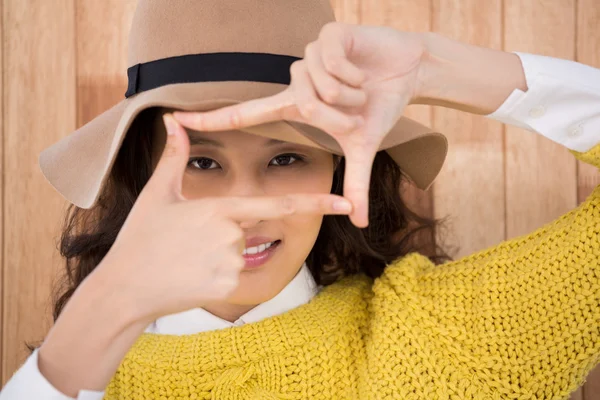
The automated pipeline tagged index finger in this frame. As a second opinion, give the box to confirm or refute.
[203,193,353,221]
[341,142,377,228]
[172,90,294,131]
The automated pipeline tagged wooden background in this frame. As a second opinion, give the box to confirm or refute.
[0,0,599,397]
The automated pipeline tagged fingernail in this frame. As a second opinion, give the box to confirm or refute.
[163,114,176,136]
[333,199,352,212]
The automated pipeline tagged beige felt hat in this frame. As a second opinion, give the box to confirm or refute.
[38,0,448,209]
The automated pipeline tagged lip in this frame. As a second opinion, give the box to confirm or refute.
[244,236,278,247]
[242,237,281,269]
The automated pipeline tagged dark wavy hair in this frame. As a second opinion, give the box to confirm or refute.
[32,107,450,352]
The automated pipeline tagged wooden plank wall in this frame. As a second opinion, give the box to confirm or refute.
[2,0,77,387]
[1,0,599,398]
[0,0,4,386]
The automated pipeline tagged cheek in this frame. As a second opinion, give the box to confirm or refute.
[180,172,224,199]
[274,164,333,259]
[266,175,331,196]
[283,213,323,238]
[265,163,334,196]
[278,212,323,274]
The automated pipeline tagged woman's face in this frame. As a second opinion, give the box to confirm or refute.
[150,109,335,310]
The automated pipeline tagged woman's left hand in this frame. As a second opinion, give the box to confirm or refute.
[172,23,428,228]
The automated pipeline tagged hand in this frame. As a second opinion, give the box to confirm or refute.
[172,23,428,227]
[95,114,353,323]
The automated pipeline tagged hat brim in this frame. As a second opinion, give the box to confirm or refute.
[39,81,447,209]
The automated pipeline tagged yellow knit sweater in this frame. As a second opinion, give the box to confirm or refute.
[105,145,600,400]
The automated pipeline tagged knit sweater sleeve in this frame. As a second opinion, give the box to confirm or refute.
[374,143,600,399]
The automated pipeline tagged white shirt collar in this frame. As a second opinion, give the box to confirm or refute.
[145,263,320,335]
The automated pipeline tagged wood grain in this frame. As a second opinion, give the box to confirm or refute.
[330,0,361,24]
[576,2,600,398]
[431,0,505,258]
[1,0,75,384]
[503,0,578,239]
[76,0,137,126]
[576,0,600,205]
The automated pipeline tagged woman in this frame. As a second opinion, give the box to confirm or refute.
[1,0,599,399]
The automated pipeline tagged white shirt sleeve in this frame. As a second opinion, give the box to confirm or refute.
[0,348,105,400]
[486,52,600,152]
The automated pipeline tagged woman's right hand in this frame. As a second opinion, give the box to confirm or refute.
[95,114,353,324]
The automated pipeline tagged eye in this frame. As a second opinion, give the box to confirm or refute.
[188,157,221,170]
[269,153,302,167]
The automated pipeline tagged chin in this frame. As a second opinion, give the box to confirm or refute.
[227,258,300,305]
[229,272,282,306]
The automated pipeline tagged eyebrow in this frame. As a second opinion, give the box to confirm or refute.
[188,135,288,147]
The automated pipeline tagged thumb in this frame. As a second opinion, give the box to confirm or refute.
[143,113,190,203]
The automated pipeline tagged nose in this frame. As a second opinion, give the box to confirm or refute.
[227,172,267,197]
[228,174,266,229]
[239,220,261,229]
